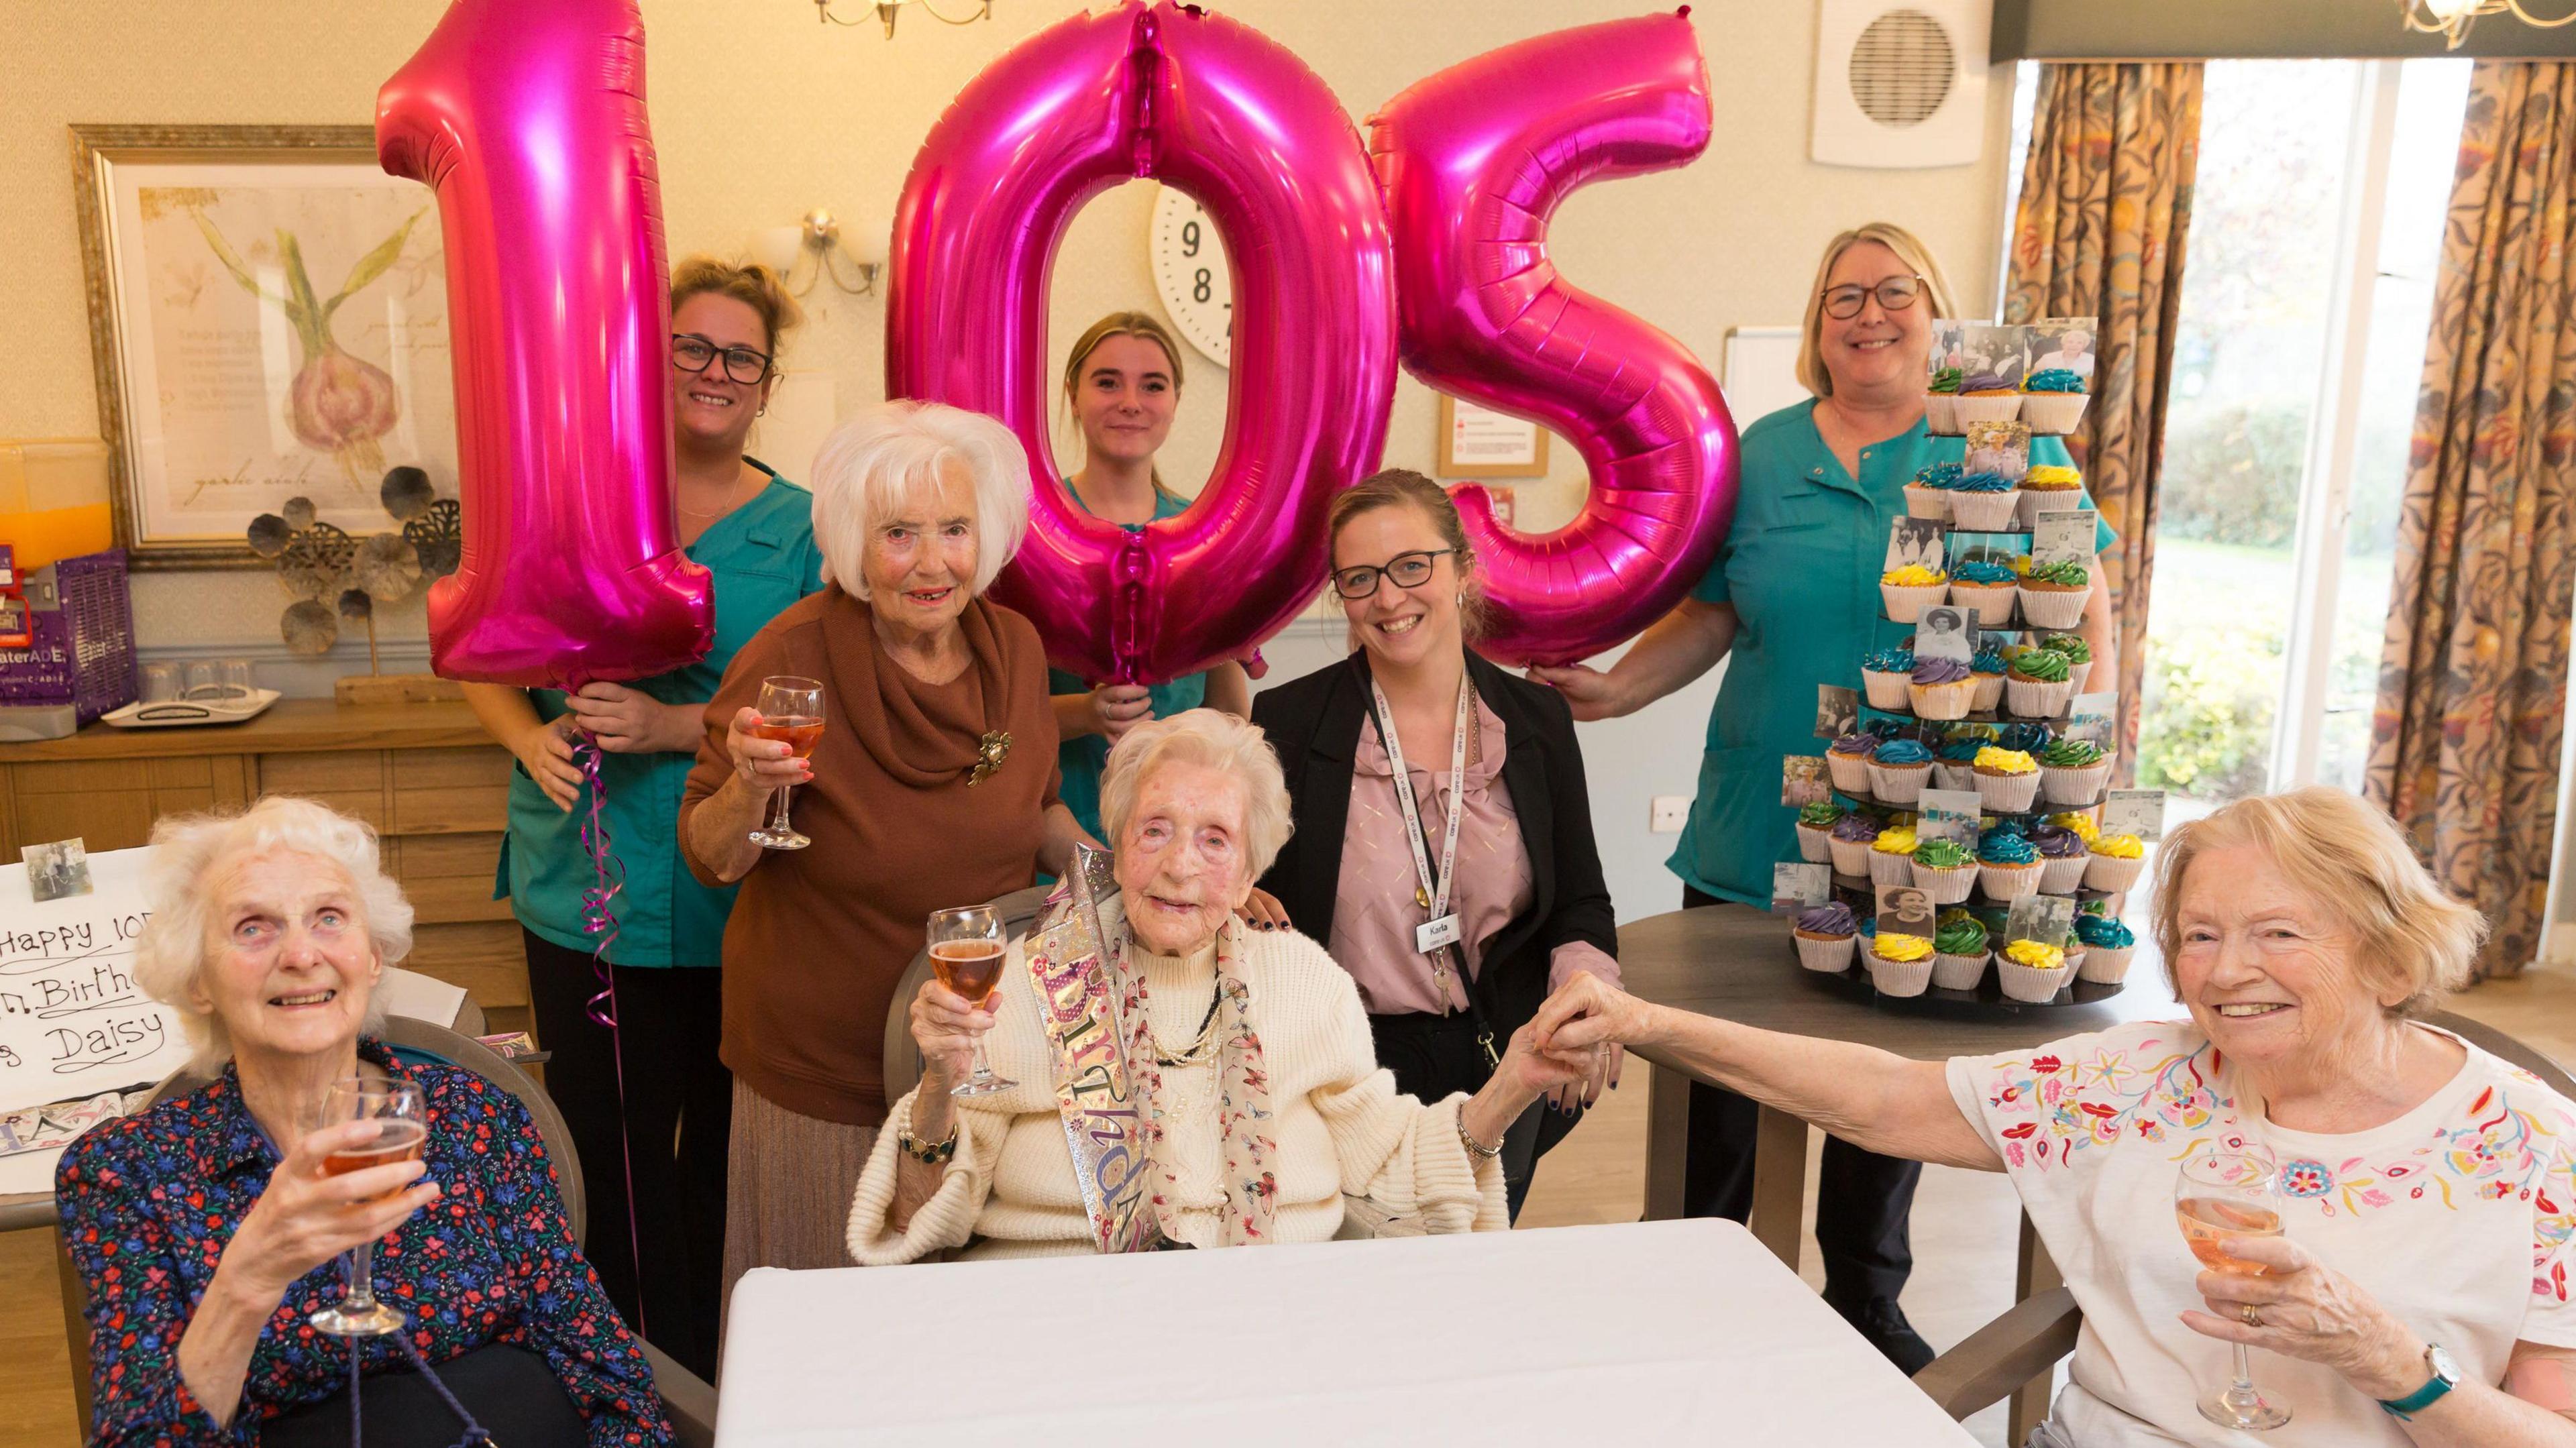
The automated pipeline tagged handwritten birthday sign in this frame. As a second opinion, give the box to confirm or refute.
[0,847,186,1109]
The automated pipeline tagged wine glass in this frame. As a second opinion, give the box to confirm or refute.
[305,1077,428,1337]
[747,675,824,850]
[930,905,1013,1097]
[2176,1145,2291,1430]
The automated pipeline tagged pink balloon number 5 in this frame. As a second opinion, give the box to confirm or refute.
[378,0,714,689]
[1372,11,1739,669]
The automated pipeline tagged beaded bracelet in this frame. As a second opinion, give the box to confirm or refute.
[898,1123,957,1165]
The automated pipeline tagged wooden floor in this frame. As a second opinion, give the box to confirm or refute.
[11,966,2576,1446]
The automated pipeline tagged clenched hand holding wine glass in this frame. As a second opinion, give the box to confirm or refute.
[746,675,824,850]
[2177,1144,2291,1431]
[928,905,1014,1097]
[305,1077,429,1337]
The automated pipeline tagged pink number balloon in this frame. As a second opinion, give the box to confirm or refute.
[886,1,1397,686]
[1370,10,1738,667]
[378,0,713,689]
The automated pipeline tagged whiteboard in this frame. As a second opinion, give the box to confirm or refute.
[1721,325,1811,430]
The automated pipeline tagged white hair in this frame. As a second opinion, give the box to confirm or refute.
[132,796,411,1071]
[1099,709,1295,880]
[808,400,1032,598]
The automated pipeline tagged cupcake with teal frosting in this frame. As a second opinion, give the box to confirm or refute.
[1933,736,1984,793]
[1947,557,2019,630]
[2017,558,2092,630]
[1867,738,1934,805]
[1794,798,1843,863]
[1826,731,1881,794]
[1828,812,1884,876]
[1904,461,1958,522]
[1862,647,1916,711]
[2006,646,2075,718]
[1947,470,2022,531]
[2021,366,2090,434]
[1925,366,1964,435]
[1969,646,2008,713]
[1931,909,1991,990]
[2074,913,2137,983]
[2038,737,2110,805]
[1978,826,2041,901]
[1911,836,1976,905]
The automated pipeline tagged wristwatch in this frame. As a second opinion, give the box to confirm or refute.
[2377,1342,2461,1421]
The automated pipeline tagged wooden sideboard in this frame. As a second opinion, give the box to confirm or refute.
[0,700,529,1038]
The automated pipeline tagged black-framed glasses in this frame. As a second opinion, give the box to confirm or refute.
[1332,548,1454,600]
[672,333,772,384]
[1820,275,1926,321]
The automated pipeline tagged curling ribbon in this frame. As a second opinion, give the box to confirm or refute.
[573,734,648,1339]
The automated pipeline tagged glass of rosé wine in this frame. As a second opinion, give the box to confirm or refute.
[747,675,824,850]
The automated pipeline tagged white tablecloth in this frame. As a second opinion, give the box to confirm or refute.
[716,1217,1978,1447]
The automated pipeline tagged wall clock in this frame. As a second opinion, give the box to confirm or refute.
[1148,183,1233,368]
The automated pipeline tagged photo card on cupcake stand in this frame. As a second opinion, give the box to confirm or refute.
[2031,511,2094,570]
[2063,691,2117,749]
[1914,604,1974,664]
[1781,753,1830,807]
[1960,323,2033,390]
[1876,883,1937,939]
[1815,684,1860,740]
[2102,789,2168,842]
[2031,317,2097,381]
[1773,862,1831,915]
[1964,421,2031,482]
[2006,892,2078,950]
[1931,319,1970,374]
[1917,788,1981,850]
[1884,518,1946,575]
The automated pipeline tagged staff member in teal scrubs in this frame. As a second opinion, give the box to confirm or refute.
[464,258,821,1380]
[1046,312,1250,839]
[1532,223,2117,1371]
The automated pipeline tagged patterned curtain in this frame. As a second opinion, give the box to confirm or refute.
[2002,63,2204,782]
[2366,63,2576,981]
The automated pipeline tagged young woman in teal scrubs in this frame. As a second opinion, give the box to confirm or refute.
[462,258,822,1379]
[1046,313,1250,840]
[1531,223,2118,1372]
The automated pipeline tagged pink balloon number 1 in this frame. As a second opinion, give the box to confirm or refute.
[378,0,714,689]
[1373,11,1739,668]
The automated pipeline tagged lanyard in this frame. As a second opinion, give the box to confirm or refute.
[1370,677,1471,929]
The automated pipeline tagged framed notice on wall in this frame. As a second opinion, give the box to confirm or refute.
[1436,396,1549,478]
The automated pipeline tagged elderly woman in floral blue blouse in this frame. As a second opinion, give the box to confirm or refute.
[54,797,668,1447]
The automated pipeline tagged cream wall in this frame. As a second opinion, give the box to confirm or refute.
[0,0,2026,917]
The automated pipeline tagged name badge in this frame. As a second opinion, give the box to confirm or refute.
[1415,913,1463,954]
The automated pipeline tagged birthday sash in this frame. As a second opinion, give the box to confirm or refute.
[1022,844,1163,1254]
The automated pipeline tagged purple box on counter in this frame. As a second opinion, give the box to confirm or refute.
[0,548,138,724]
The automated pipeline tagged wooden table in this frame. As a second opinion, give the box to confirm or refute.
[1617,903,2178,1436]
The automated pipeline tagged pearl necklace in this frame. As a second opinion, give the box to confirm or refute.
[1136,945,1225,1068]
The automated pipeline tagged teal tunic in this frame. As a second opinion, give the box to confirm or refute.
[1670,402,2114,905]
[496,467,825,964]
[1046,488,1208,841]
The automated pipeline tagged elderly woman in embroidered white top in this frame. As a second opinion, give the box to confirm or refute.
[846,710,1592,1260]
[1534,787,2576,1447]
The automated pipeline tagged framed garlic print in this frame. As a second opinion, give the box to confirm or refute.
[72,125,452,567]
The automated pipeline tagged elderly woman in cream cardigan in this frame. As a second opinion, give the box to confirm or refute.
[847,710,1592,1260]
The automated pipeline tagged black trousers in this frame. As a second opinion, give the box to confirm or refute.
[1368,1009,1576,1223]
[522,929,731,1381]
[1678,887,1920,1305]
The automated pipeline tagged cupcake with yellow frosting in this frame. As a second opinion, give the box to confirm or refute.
[1910,837,1976,905]
[2086,832,2147,891]
[1866,926,1937,997]
[1880,563,1949,624]
[2018,463,2086,528]
[1971,745,2041,812]
[1868,825,1921,889]
[1996,938,2070,1003]
[2048,809,2100,844]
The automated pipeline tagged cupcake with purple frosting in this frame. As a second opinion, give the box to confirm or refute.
[1794,900,1860,973]
[1955,371,2023,427]
[1908,655,1975,720]
[1825,731,1880,793]
[1827,812,1883,876]
[2031,823,2091,893]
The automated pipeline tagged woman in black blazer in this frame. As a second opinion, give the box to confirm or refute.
[1250,470,1619,1219]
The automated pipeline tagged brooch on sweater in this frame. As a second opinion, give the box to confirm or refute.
[968,729,1012,787]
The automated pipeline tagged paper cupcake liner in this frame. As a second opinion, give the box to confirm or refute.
[2006,675,2074,718]
[1979,860,2041,901]
[1996,958,2069,1004]
[1932,951,1990,991]
[2086,852,2147,891]
[1909,679,1974,721]
[2017,489,2085,530]
[1794,823,1835,864]
[2021,392,2090,435]
[1931,761,1976,793]
[2063,659,2092,694]
[1868,850,1917,888]
[1949,582,2019,628]
[1868,761,1927,804]
[1975,769,2040,812]
[1829,836,1876,877]
[1970,673,2006,712]
[1863,669,1914,711]
[1880,582,1947,624]
[2017,586,2090,630]
[2040,761,2112,805]
[1913,860,1978,905]
[1796,931,1859,974]
[1953,394,2023,427]
[1827,753,1875,794]
[1924,392,1962,435]
[1868,952,1935,997]
[2039,853,2091,893]
[2076,943,2137,984]
[1947,490,2022,532]
[1903,485,1950,522]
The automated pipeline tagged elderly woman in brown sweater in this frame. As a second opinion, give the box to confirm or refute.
[680,400,1085,1294]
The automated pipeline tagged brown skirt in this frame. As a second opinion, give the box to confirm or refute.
[720,1082,879,1337]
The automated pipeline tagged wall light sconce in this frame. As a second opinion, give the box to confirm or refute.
[811,0,995,39]
[752,209,884,298]
[2398,0,2575,48]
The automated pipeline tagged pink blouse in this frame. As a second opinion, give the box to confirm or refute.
[1328,693,1619,1017]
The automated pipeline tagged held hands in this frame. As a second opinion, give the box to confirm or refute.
[566,681,699,756]
[909,976,998,1092]
[1528,970,1666,1057]
[1089,683,1155,744]
[2180,1234,2428,1398]
[215,1119,440,1304]
[723,706,813,792]
[511,714,584,813]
